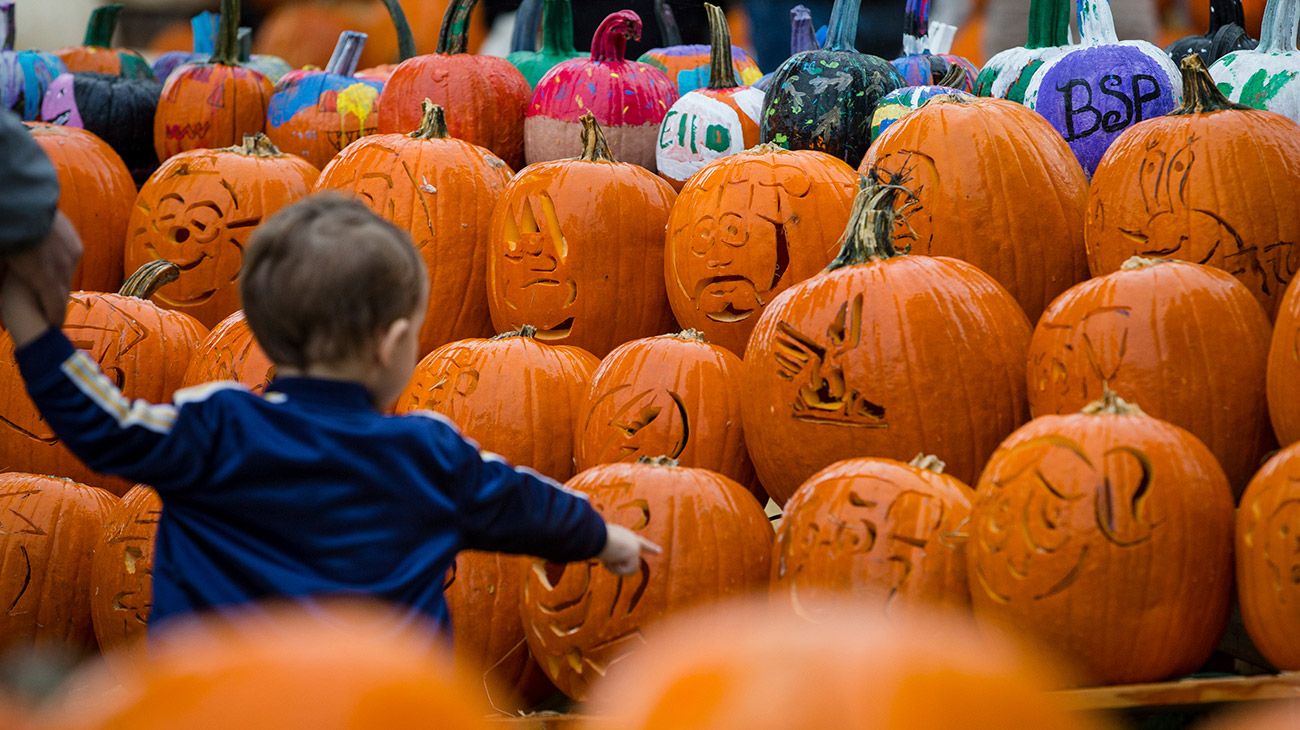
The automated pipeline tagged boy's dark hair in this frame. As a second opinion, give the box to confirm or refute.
[240,194,426,370]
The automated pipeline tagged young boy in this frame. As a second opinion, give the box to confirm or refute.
[0,194,656,635]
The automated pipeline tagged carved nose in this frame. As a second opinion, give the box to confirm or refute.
[170,227,191,244]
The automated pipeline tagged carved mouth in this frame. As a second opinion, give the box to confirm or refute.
[523,278,561,288]
[533,318,575,341]
[51,110,70,126]
[704,303,755,323]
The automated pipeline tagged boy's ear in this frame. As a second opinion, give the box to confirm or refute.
[375,317,413,367]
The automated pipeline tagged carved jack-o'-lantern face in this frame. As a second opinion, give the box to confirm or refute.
[1260,499,1300,601]
[137,185,257,308]
[91,486,161,658]
[582,385,690,464]
[498,191,578,340]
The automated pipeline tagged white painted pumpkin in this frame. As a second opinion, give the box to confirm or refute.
[1210,0,1300,124]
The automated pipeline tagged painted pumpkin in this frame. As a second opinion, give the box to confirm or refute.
[41,72,162,185]
[0,473,116,657]
[333,0,420,84]
[890,0,978,90]
[487,114,676,357]
[1029,256,1273,493]
[525,10,678,170]
[655,3,763,189]
[317,101,511,353]
[754,5,818,92]
[970,391,1235,684]
[0,262,208,496]
[27,122,134,293]
[1210,0,1300,124]
[638,0,762,95]
[151,11,217,85]
[0,1,67,120]
[1269,275,1300,445]
[740,181,1032,503]
[575,330,758,496]
[860,95,1089,322]
[520,458,772,701]
[773,455,974,619]
[506,0,582,88]
[55,4,152,80]
[1086,55,1300,317]
[1237,442,1300,670]
[377,0,530,169]
[181,310,276,393]
[759,0,905,166]
[1022,0,1182,175]
[266,31,384,169]
[153,0,274,162]
[89,485,160,666]
[975,0,1071,102]
[665,144,858,355]
[395,325,598,481]
[126,134,319,329]
[1167,0,1257,65]
[869,69,973,141]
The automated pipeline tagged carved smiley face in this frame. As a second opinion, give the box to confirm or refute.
[499,192,577,341]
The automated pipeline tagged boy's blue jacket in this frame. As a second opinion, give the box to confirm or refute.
[16,329,608,633]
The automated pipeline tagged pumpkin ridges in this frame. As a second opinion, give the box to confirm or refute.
[90,484,160,664]
[1236,442,1300,669]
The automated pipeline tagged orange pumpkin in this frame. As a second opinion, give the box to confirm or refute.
[89,485,160,665]
[0,262,208,496]
[125,134,317,329]
[153,0,274,162]
[376,0,531,169]
[487,114,677,357]
[575,330,758,496]
[1086,55,1300,318]
[521,458,772,701]
[1029,256,1274,493]
[665,144,859,355]
[740,180,1032,503]
[1269,277,1300,446]
[317,102,511,353]
[26,122,134,294]
[969,391,1235,684]
[1236,442,1300,670]
[772,455,974,619]
[0,473,116,656]
[180,311,276,394]
[859,95,1089,323]
[55,4,151,78]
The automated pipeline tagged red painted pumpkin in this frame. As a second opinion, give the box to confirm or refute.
[1236,442,1300,670]
[180,311,276,394]
[89,485,160,666]
[1269,277,1300,446]
[55,4,152,79]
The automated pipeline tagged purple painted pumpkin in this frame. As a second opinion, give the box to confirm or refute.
[0,2,66,121]
[1024,0,1181,176]
[754,5,819,92]
[525,10,678,171]
[637,0,762,95]
[890,0,978,91]
[152,12,217,84]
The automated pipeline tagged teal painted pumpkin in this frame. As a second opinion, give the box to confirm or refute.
[507,0,582,88]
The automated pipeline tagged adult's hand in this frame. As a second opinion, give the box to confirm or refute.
[2,212,82,328]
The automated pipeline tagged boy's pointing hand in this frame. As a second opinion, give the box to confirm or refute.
[598,524,662,576]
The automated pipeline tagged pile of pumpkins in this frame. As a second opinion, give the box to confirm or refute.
[3,0,1300,714]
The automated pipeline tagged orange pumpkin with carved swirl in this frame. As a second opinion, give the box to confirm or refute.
[772,455,973,619]
[1268,277,1300,446]
[1236,442,1300,670]
[968,392,1234,684]
[520,459,772,701]
[180,311,276,394]
[89,485,161,665]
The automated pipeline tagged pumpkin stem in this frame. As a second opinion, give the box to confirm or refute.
[827,177,914,270]
[410,100,450,140]
[578,113,616,161]
[1120,255,1171,270]
[825,0,863,52]
[436,0,478,55]
[591,10,641,63]
[653,0,684,46]
[1207,0,1247,32]
[325,31,367,77]
[790,5,818,54]
[510,0,542,52]
[234,133,284,156]
[379,0,416,61]
[1259,0,1300,52]
[937,64,966,88]
[491,324,539,340]
[908,453,947,474]
[705,3,738,89]
[539,0,577,55]
[1082,384,1146,416]
[1077,0,1120,45]
[1171,54,1252,113]
[1,3,15,54]
[670,328,707,342]
[902,0,931,52]
[191,11,218,56]
[237,27,253,63]
[120,260,180,300]
[210,0,242,66]
[636,455,680,468]
[1026,0,1071,49]
[82,3,122,47]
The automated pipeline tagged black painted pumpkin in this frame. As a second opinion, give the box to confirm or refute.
[1166,0,1257,65]
[40,72,161,185]
[759,0,904,166]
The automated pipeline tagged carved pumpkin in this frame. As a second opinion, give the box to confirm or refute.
[0,473,116,656]
[890,0,978,90]
[576,330,758,498]
[860,95,1089,322]
[318,102,510,353]
[1086,55,1300,317]
[41,72,162,186]
[753,4,818,93]
[1237,442,1300,670]
[1269,278,1300,445]
[27,122,134,293]
[759,0,904,166]
[151,12,217,85]
[969,391,1235,684]
[488,114,676,357]
[1029,256,1273,493]
[869,69,973,141]
[1022,0,1182,175]
[266,32,384,169]
[638,0,762,95]
[975,0,1071,102]
[525,10,678,170]
[1167,0,1257,65]
[521,458,772,701]
[1210,0,1300,124]
[181,310,275,393]
[655,4,763,189]
[0,2,67,120]
[664,144,858,355]
[0,262,208,496]
[506,0,582,88]
[773,455,974,619]
[740,181,1032,503]
[395,325,598,480]
[55,4,153,80]
[89,485,160,666]
[126,134,319,329]
[377,0,530,169]
[153,0,274,162]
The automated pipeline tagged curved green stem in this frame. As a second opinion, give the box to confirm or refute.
[825,0,863,52]
[436,0,478,55]
[379,0,416,61]
[211,0,242,66]
[540,0,577,54]
[1026,0,1071,48]
[705,3,738,89]
[83,3,122,47]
